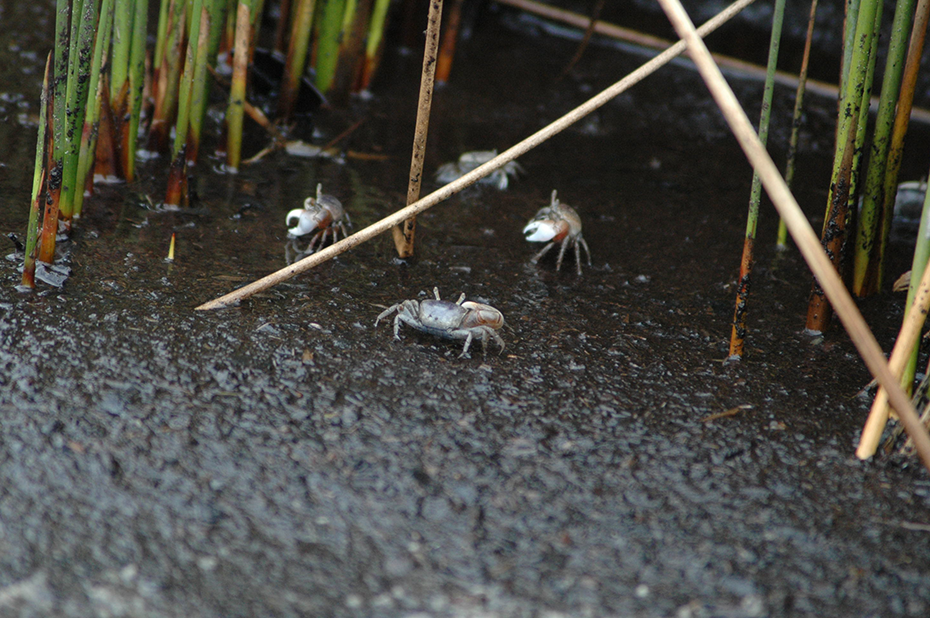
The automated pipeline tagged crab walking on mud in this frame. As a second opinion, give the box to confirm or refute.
[435,150,524,190]
[523,190,592,275]
[375,288,505,358]
[285,183,351,253]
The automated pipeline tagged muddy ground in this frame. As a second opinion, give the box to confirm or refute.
[1,2,929,617]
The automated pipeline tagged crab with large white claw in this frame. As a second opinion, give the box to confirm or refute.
[523,189,592,275]
[375,287,505,358]
[435,150,524,190]
[285,183,351,253]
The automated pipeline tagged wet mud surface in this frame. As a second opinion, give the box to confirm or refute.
[2,5,930,617]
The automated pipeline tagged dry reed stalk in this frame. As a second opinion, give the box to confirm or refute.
[195,0,756,311]
[392,0,443,258]
[856,262,930,458]
[655,0,930,472]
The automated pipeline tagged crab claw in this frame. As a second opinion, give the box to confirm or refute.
[286,208,331,237]
[523,219,568,242]
[460,302,505,330]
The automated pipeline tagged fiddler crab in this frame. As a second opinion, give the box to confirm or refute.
[523,190,592,275]
[286,183,351,253]
[375,287,505,358]
[435,150,524,190]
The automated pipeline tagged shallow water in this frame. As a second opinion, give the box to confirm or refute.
[1,4,930,617]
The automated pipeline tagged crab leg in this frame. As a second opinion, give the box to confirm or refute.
[531,242,556,264]
[556,238,571,272]
[459,332,474,358]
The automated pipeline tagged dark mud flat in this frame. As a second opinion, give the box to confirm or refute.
[2,6,930,618]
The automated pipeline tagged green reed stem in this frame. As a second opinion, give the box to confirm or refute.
[153,0,171,73]
[776,0,818,249]
[847,0,882,205]
[331,0,371,101]
[839,0,861,109]
[359,0,392,90]
[277,0,317,119]
[226,0,253,170]
[853,0,915,296]
[900,183,930,397]
[74,0,115,219]
[173,0,204,159]
[223,0,237,57]
[208,0,228,60]
[879,0,930,292]
[889,0,930,397]
[51,0,69,164]
[728,0,785,359]
[58,0,97,228]
[38,0,72,264]
[148,0,186,153]
[166,0,203,207]
[110,0,132,106]
[186,0,224,165]
[122,0,149,182]
[315,0,348,93]
[22,55,53,289]
[805,0,881,332]
[250,0,266,46]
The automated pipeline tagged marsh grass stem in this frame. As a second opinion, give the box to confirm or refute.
[225,0,254,170]
[277,0,316,120]
[74,0,115,219]
[864,0,930,296]
[728,0,785,359]
[22,55,52,289]
[776,0,818,249]
[358,0,392,91]
[805,0,882,333]
[315,0,348,94]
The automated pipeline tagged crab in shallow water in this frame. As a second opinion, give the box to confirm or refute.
[285,183,351,253]
[435,150,523,190]
[523,189,592,275]
[375,287,505,358]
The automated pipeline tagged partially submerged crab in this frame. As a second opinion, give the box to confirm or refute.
[435,150,523,190]
[375,287,505,358]
[523,190,592,275]
[286,183,351,253]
